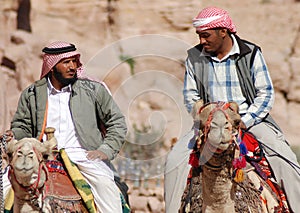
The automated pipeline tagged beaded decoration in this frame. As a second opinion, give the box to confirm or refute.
[232,129,248,182]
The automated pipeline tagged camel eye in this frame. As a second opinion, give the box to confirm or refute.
[210,122,218,129]
[27,151,34,158]
[16,150,23,157]
[224,121,231,130]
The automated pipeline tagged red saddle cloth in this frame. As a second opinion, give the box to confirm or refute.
[241,131,289,212]
[45,160,81,201]
[44,159,90,212]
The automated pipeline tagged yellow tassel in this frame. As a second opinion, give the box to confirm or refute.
[4,187,14,211]
[234,169,245,183]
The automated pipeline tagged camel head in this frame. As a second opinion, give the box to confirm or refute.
[193,101,241,152]
[6,137,57,188]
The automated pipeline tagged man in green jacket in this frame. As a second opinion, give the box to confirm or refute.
[3,41,127,213]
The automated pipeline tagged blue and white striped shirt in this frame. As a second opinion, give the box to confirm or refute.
[183,35,274,128]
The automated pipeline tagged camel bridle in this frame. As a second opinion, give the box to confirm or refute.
[8,145,48,209]
[0,135,8,212]
[197,102,237,150]
[191,102,242,171]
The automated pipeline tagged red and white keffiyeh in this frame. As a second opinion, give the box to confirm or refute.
[192,6,236,33]
[40,41,111,94]
[40,41,83,79]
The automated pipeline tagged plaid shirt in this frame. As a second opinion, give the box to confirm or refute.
[183,35,274,128]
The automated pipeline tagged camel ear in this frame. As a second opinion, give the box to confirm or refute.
[6,139,18,154]
[229,102,239,113]
[3,139,18,163]
[198,103,215,128]
[191,100,204,121]
[227,102,241,129]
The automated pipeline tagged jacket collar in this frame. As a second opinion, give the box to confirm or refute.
[37,77,80,94]
[234,34,252,57]
[194,34,252,58]
[35,77,47,87]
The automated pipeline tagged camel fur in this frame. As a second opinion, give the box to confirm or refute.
[179,101,283,213]
[5,136,89,213]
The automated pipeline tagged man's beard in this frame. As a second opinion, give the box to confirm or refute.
[52,67,77,86]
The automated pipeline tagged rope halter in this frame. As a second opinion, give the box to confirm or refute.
[197,102,239,152]
[0,134,8,212]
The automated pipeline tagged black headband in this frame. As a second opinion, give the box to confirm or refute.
[42,43,76,54]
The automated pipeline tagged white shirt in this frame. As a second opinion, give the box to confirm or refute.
[46,79,114,179]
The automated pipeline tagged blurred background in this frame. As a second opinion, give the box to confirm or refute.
[1,0,300,212]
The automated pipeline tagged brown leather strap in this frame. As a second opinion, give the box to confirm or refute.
[38,101,48,142]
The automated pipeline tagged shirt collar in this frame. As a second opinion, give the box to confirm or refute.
[202,34,240,62]
[47,78,72,95]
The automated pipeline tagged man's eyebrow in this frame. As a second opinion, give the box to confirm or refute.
[198,32,210,36]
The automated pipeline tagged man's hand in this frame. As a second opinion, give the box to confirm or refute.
[0,130,14,142]
[86,150,108,161]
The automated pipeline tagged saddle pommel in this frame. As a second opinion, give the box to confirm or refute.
[45,127,56,140]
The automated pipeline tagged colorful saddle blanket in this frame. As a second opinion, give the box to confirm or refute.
[4,149,130,213]
[241,131,289,212]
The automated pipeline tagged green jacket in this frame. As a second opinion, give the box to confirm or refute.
[11,77,127,160]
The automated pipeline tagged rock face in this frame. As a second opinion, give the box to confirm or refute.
[1,0,300,212]
[1,0,300,142]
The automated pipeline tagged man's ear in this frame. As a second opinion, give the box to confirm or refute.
[217,28,228,38]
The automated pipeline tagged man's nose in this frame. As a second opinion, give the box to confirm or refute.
[199,37,206,44]
[69,61,76,69]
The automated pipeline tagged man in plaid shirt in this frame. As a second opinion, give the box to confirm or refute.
[165,6,300,213]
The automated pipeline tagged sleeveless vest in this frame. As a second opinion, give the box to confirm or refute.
[187,34,281,131]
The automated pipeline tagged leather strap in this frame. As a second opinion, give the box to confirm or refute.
[38,101,48,141]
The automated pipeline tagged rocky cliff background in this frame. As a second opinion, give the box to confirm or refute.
[1,0,300,212]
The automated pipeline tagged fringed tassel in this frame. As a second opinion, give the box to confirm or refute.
[232,132,248,183]
[233,169,245,183]
[47,197,88,213]
[232,156,247,169]
[239,142,248,155]
[188,151,199,168]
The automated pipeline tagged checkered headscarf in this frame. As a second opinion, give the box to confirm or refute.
[192,6,236,33]
[40,41,83,79]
